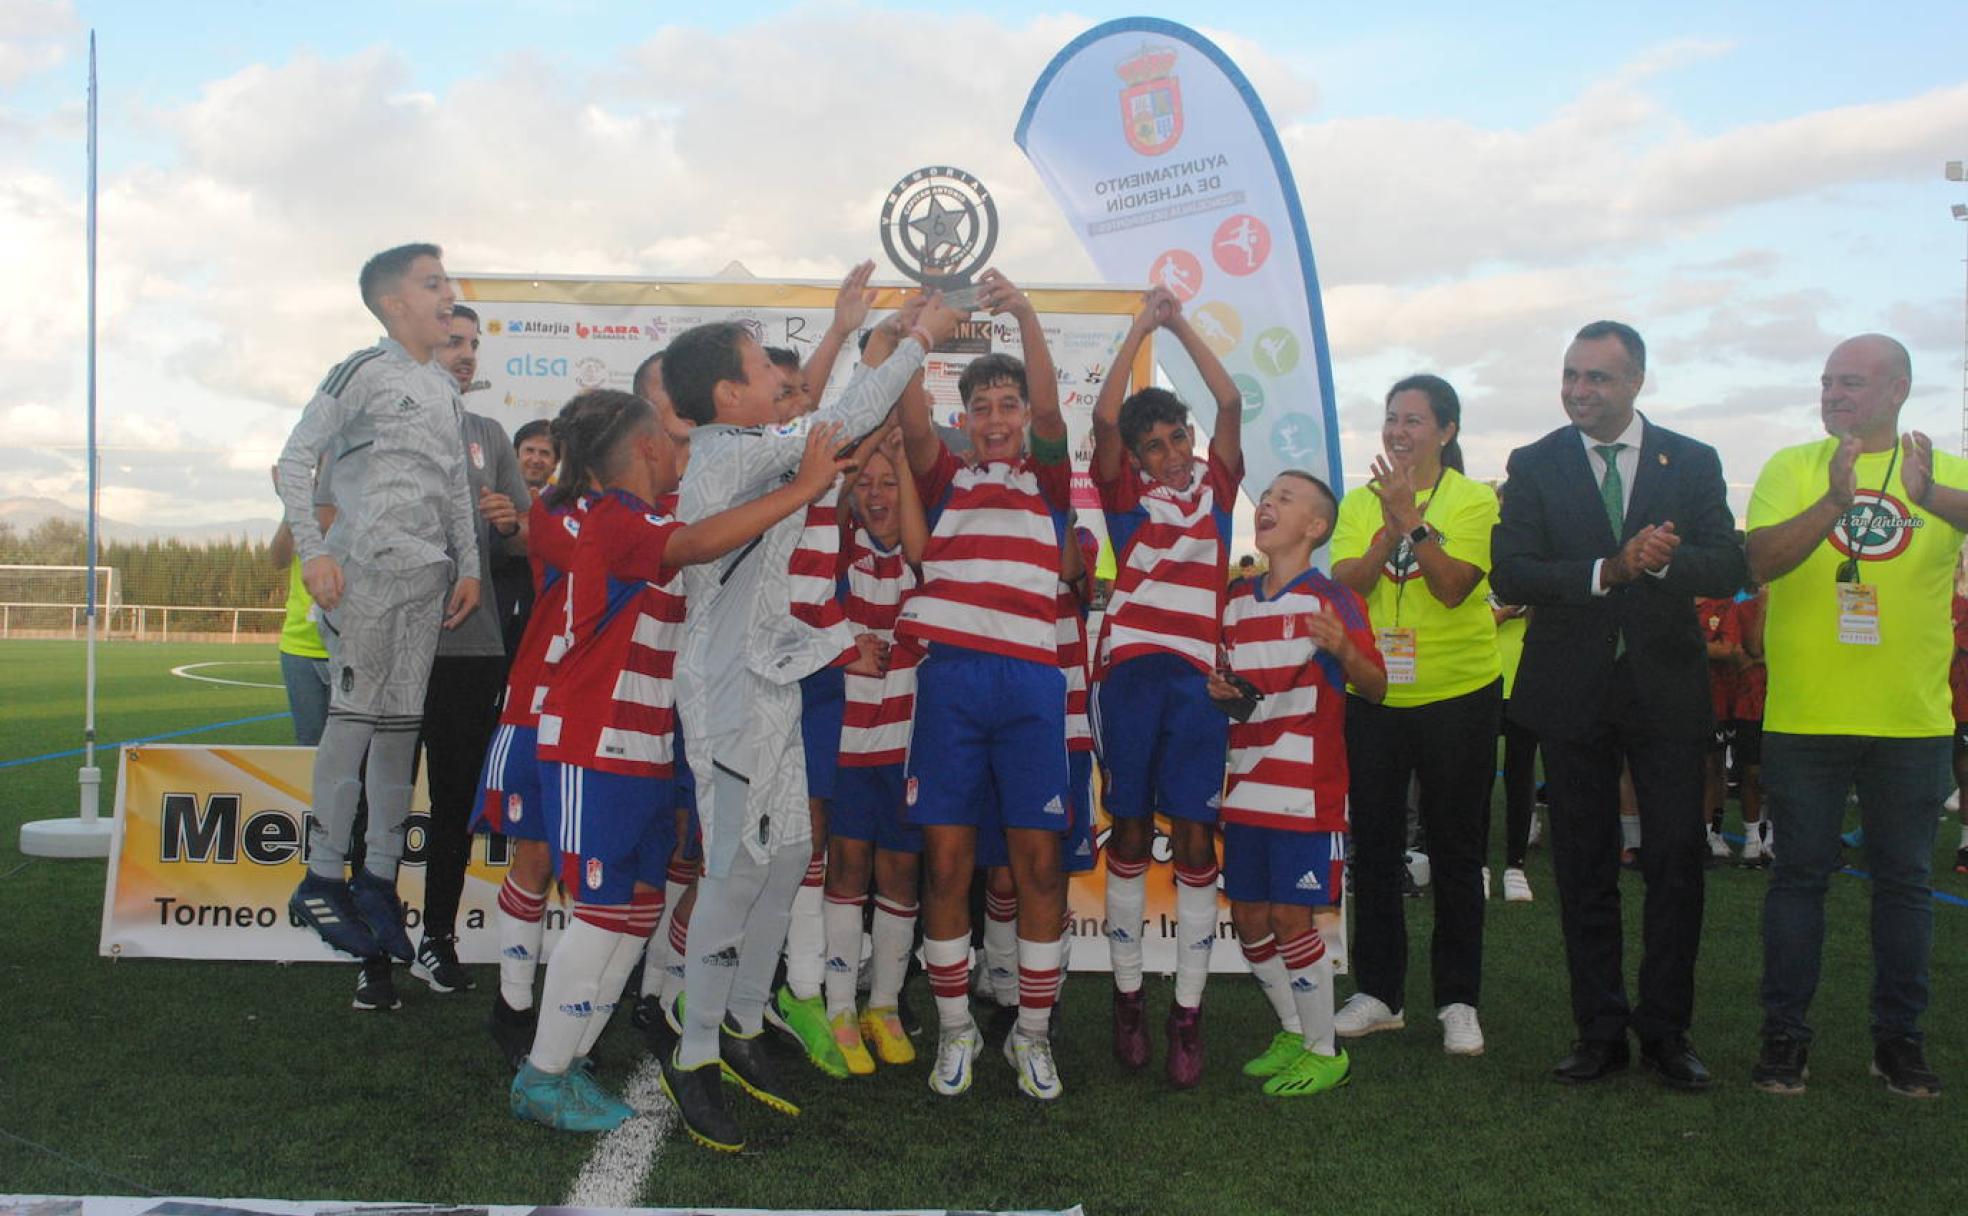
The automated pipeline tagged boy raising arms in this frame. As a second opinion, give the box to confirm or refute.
[276,243,481,962]
[1212,471,1385,1097]
[1090,284,1245,1084]
[896,269,1076,1101]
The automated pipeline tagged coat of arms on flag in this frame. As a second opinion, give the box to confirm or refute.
[1118,43,1183,156]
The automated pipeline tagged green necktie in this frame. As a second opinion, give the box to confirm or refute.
[1594,443,1627,539]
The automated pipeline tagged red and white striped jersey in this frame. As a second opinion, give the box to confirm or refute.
[1058,526,1099,753]
[838,528,919,767]
[897,447,1071,666]
[1095,454,1241,676]
[537,489,687,778]
[1220,569,1383,833]
[787,486,857,668]
[499,492,589,729]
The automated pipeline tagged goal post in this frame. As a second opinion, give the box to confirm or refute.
[0,563,120,609]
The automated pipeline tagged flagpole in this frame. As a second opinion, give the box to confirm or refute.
[22,29,112,859]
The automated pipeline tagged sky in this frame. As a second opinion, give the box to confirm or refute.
[3,0,1967,536]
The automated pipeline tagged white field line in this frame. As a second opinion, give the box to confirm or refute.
[170,660,285,689]
[565,1056,677,1205]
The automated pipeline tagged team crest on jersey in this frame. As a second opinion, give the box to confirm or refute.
[770,418,813,438]
[586,858,604,889]
[508,793,523,823]
[469,441,485,469]
[1829,490,1923,562]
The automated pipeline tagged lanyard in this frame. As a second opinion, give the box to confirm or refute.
[1392,466,1448,627]
[1834,440,1899,581]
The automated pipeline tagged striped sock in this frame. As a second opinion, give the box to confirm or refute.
[784,854,827,1000]
[1105,854,1150,995]
[1015,936,1064,1040]
[496,876,547,1011]
[576,889,661,1057]
[822,892,867,1017]
[1280,930,1333,1054]
[983,889,1020,1006]
[1173,863,1220,1009]
[924,935,972,1032]
[869,896,918,1009]
[1241,933,1300,1033]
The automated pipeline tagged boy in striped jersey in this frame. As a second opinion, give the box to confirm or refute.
[1212,471,1386,1097]
[896,269,1076,1101]
[1090,285,1246,1085]
[511,390,853,1135]
[276,243,481,964]
[824,426,928,1072]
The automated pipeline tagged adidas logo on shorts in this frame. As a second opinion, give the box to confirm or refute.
[1295,870,1323,891]
[1043,795,1065,817]
[1206,791,1222,810]
[702,945,741,968]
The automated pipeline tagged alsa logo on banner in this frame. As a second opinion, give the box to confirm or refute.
[507,355,568,378]
[1118,43,1182,157]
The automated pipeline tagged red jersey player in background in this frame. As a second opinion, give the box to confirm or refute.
[1723,588,1771,866]
[1696,594,1740,863]
[1211,470,1386,1098]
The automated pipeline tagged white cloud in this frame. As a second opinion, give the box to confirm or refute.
[0,0,75,90]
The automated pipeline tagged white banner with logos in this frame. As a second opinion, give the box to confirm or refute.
[1015,17,1345,500]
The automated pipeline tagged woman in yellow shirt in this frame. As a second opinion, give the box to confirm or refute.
[1330,374,1502,1056]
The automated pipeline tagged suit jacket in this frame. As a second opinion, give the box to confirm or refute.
[1491,417,1747,742]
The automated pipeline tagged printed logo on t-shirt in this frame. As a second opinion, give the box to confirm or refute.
[1830,490,1923,563]
[1383,536,1422,584]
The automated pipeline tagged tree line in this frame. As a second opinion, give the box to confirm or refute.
[0,518,284,609]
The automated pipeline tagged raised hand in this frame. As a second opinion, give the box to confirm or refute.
[1368,453,1420,532]
[1827,433,1861,508]
[1902,431,1935,507]
[977,268,1035,319]
[478,485,519,532]
[831,260,879,337]
[915,290,964,347]
[1303,609,1356,660]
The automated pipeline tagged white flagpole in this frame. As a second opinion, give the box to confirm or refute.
[22,29,112,859]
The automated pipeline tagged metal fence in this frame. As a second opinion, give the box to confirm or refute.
[0,602,285,643]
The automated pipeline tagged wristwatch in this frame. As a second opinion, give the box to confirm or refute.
[1406,523,1431,547]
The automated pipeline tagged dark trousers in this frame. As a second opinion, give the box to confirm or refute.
[1541,663,1707,1043]
[1345,678,1501,1012]
[1499,703,1538,868]
[418,654,509,940]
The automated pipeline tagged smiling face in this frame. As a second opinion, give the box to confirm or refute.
[1382,388,1450,476]
[436,313,479,392]
[1253,472,1333,560]
[1132,418,1196,489]
[1561,334,1642,442]
[1820,336,1909,447]
[964,375,1030,464]
[382,254,457,357]
[515,433,556,489]
[852,448,902,548]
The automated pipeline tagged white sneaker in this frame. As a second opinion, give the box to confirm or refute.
[1004,1029,1063,1100]
[1439,1003,1485,1056]
[1502,867,1533,902]
[1527,813,1543,848]
[1334,992,1404,1039]
[1947,788,1960,813]
[1706,826,1732,860]
[1482,866,1493,900]
[928,1021,982,1097]
[1741,833,1764,864]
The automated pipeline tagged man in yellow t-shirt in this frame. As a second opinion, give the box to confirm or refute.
[268,466,332,745]
[1745,333,1963,1101]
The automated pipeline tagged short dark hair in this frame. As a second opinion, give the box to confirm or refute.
[633,351,666,402]
[358,242,443,322]
[958,353,1027,406]
[765,346,801,372]
[449,303,478,326]
[1574,320,1646,376]
[662,323,751,425]
[545,390,653,508]
[513,418,554,453]
[1118,387,1190,455]
[1279,468,1339,526]
[1385,373,1465,474]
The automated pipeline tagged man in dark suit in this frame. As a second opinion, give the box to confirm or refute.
[1492,320,1747,1090]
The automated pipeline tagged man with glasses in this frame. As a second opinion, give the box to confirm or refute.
[1745,334,1967,1099]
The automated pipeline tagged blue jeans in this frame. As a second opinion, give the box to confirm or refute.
[1759,732,1949,1044]
[280,650,331,746]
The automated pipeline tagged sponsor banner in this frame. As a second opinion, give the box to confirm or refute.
[455,275,1149,578]
[101,745,1333,972]
[0,1198,1085,1216]
[1016,17,1345,507]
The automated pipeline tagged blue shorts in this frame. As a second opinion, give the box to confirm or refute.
[1093,652,1228,825]
[674,727,701,862]
[1222,823,1343,909]
[1063,749,1096,874]
[905,646,1069,833]
[472,723,549,843]
[832,763,923,854]
[541,761,678,905]
[801,665,846,802]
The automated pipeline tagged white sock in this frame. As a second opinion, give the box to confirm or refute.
[1016,935,1064,1040]
[784,859,827,1001]
[1317,916,1346,977]
[576,926,647,1057]
[1958,823,1967,850]
[1280,930,1333,1055]
[924,935,973,1032]
[528,915,619,1074]
[1105,855,1149,995]
[1059,908,1075,973]
[1173,864,1219,1009]
[1620,814,1641,850]
[822,893,867,1017]
[496,876,547,1012]
[1241,934,1300,1033]
[659,903,690,1009]
[983,889,1020,1006]
[642,865,693,998]
[869,896,917,1009]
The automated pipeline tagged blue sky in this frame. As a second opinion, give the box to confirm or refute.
[4,0,1966,527]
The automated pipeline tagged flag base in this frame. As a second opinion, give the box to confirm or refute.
[20,817,113,858]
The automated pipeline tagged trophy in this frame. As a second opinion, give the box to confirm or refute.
[878,166,999,313]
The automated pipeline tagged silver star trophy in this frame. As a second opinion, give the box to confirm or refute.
[877,166,999,313]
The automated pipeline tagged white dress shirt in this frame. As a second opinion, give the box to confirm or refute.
[1579,414,1666,595]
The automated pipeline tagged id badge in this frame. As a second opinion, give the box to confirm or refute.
[1376,627,1418,684]
[1836,582,1880,646]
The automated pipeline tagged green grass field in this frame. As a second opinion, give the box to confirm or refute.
[3,639,1966,1214]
